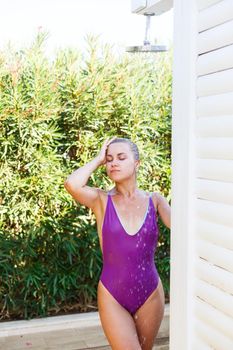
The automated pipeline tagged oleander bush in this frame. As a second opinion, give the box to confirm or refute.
[0,31,172,320]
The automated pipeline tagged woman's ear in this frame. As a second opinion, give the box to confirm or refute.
[135,159,140,172]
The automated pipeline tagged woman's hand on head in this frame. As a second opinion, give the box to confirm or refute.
[64,136,117,212]
[96,136,117,165]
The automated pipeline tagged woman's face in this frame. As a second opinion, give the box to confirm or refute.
[105,142,139,182]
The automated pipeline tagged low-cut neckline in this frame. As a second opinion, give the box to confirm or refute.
[109,193,151,236]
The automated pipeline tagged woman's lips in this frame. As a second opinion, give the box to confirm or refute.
[110,169,120,173]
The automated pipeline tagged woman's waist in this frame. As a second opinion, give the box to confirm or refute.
[100,260,158,279]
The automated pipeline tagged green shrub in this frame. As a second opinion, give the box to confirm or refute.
[0,32,172,320]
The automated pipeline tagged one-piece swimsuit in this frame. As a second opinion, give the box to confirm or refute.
[99,192,160,315]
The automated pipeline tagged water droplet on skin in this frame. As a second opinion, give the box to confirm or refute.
[141,336,147,344]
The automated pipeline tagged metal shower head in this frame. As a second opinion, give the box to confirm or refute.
[126,44,167,53]
[126,13,168,53]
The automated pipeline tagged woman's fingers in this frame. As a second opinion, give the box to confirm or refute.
[97,136,117,166]
[101,136,117,154]
[106,136,117,146]
[101,138,112,155]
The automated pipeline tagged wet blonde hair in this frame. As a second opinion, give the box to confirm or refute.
[108,137,140,161]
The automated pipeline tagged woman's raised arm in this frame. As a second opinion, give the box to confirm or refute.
[64,137,116,210]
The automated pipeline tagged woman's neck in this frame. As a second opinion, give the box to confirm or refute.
[114,182,139,198]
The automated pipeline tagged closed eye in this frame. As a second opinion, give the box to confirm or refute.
[106,157,126,162]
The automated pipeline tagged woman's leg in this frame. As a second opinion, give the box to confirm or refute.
[97,280,142,350]
[133,278,165,350]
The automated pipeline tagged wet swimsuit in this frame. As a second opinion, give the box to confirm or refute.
[99,192,160,315]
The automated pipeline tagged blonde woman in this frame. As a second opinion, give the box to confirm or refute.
[64,137,171,350]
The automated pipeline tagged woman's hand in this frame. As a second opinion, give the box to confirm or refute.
[96,136,117,166]
[64,136,117,211]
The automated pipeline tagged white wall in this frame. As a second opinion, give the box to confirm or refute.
[170,0,198,348]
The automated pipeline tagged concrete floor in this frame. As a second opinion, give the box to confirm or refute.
[0,304,169,350]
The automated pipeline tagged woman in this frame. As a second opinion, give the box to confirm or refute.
[64,137,171,350]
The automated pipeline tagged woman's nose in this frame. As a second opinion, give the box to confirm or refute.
[111,159,119,167]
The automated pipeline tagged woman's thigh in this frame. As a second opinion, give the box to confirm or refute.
[97,280,142,350]
[133,278,165,350]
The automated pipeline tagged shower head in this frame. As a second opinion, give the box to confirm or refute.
[126,44,167,53]
[126,13,168,53]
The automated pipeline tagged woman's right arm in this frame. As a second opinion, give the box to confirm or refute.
[64,137,115,210]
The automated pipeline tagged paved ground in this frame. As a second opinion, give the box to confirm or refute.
[0,304,169,350]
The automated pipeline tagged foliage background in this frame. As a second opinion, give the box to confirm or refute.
[0,32,172,320]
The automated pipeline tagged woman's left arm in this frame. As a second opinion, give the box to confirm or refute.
[154,192,171,229]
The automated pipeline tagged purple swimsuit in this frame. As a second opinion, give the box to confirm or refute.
[99,192,160,315]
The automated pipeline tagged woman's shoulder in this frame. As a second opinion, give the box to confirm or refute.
[91,189,109,217]
[149,191,160,212]
[97,188,109,200]
[97,188,115,205]
[150,191,171,213]
[150,190,166,200]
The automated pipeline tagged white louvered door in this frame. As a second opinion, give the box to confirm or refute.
[171,0,233,349]
[195,0,233,348]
